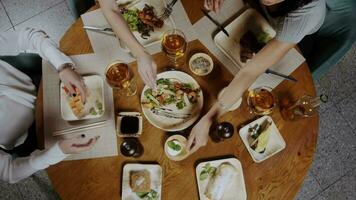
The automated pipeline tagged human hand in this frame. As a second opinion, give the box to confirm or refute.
[137,52,157,89]
[204,0,225,14]
[187,116,213,155]
[58,134,100,154]
[59,64,88,103]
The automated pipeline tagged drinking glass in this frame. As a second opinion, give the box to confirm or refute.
[161,29,187,67]
[247,86,277,115]
[105,61,137,96]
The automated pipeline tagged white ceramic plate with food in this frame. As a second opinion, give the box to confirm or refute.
[213,8,276,68]
[60,75,105,121]
[117,0,176,51]
[239,115,286,163]
[141,71,204,131]
[122,163,162,200]
[195,158,247,200]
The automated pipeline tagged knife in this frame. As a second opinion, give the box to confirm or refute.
[265,69,298,82]
[83,25,116,36]
[201,8,230,37]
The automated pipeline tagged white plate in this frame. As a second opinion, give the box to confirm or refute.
[60,75,105,121]
[239,116,286,163]
[140,71,204,131]
[122,163,162,200]
[214,8,276,68]
[117,0,176,51]
[195,158,247,200]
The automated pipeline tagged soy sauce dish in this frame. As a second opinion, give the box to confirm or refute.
[116,112,143,137]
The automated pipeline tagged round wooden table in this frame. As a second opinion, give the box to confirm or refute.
[40,1,319,200]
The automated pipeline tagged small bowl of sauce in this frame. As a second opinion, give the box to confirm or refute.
[117,112,143,137]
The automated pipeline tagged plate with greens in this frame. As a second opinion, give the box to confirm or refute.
[141,71,203,131]
[122,164,162,200]
[60,75,105,121]
[117,0,175,51]
[195,158,247,200]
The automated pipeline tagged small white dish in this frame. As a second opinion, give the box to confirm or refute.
[60,75,105,121]
[195,158,247,200]
[116,112,143,137]
[122,163,162,200]
[239,115,286,163]
[189,53,214,76]
[218,87,242,111]
[164,135,189,161]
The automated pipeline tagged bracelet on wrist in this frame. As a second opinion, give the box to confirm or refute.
[58,63,75,72]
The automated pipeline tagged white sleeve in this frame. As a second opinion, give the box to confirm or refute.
[0,142,68,183]
[0,27,74,70]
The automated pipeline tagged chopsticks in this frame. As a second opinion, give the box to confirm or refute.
[201,8,230,37]
[265,69,298,82]
[53,121,106,136]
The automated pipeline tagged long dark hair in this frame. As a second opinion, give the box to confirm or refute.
[246,0,315,17]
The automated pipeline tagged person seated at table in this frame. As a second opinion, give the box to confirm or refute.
[98,0,158,89]
[187,0,355,153]
[0,28,99,183]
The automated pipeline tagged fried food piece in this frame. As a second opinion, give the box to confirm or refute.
[130,170,151,193]
[138,4,164,28]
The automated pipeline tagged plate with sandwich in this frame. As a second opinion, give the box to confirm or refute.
[195,158,247,200]
[239,115,286,163]
[122,163,162,200]
[60,75,105,121]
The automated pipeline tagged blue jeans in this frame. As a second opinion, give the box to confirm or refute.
[300,0,356,79]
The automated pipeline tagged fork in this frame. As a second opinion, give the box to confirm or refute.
[159,0,179,20]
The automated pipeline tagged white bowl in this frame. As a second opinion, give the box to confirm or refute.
[189,53,214,76]
[164,135,189,161]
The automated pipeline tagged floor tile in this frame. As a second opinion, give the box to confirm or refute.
[310,102,356,189]
[312,194,326,200]
[316,44,356,103]
[1,0,62,25]
[318,168,356,200]
[14,1,75,42]
[0,181,23,200]
[0,2,12,31]
[295,172,322,200]
[337,92,356,131]
[15,171,60,200]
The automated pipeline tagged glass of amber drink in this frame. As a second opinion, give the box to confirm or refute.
[105,61,137,96]
[247,86,277,115]
[162,29,187,67]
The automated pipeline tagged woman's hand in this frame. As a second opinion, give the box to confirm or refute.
[58,64,88,103]
[187,116,214,155]
[136,52,157,89]
[204,0,225,14]
[59,135,100,154]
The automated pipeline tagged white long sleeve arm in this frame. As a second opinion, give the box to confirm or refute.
[0,143,68,183]
[0,27,73,69]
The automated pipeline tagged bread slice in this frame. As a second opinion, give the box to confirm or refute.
[130,170,151,193]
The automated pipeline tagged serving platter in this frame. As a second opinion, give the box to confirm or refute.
[239,115,286,163]
[116,0,176,51]
[213,8,276,68]
[60,75,105,121]
[195,158,247,200]
[122,164,162,200]
[140,71,204,131]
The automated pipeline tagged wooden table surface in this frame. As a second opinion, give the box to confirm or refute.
[38,1,319,200]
